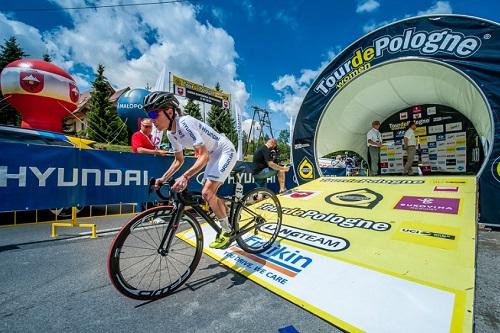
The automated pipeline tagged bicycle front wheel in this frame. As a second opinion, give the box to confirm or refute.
[234,187,282,254]
[108,206,203,300]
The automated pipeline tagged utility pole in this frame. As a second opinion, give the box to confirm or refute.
[245,106,274,156]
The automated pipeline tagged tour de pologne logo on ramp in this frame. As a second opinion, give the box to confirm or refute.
[394,196,460,214]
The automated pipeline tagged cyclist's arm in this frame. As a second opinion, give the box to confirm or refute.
[182,145,209,179]
[157,151,184,183]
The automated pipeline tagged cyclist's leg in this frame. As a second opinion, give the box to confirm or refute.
[203,145,237,249]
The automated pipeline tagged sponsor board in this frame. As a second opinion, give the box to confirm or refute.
[394,196,460,214]
[181,176,476,333]
[281,190,322,200]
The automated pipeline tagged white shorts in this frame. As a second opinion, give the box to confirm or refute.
[203,139,237,183]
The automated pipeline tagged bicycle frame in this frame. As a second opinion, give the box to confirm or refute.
[156,181,263,253]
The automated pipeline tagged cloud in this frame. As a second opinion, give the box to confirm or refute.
[0,12,46,58]
[267,50,338,120]
[363,1,453,32]
[417,1,453,15]
[356,0,380,14]
[1,1,250,117]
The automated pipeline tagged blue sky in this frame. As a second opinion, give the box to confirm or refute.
[1,0,499,136]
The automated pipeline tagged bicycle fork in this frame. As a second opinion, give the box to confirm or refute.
[157,204,184,256]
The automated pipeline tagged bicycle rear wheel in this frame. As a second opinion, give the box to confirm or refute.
[108,206,203,300]
[234,187,282,254]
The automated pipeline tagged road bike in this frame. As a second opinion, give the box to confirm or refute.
[108,165,282,300]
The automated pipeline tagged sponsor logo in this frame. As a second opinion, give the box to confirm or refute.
[225,236,313,280]
[258,203,391,232]
[490,156,500,183]
[427,106,437,115]
[176,86,186,97]
[20,71,44,93]
[382,132,394,140]
[0,166,148,187]
[434,186,459,192]
[428,124,444,134]
[446,122,463,132]
[432,116,453,122]
[325,188,383,209]
[259,224,350,252]
[319,178,424,184]
[282,190,321,200]
[394,196,460,214]
[294,143,310,149]
[117,103,143,109]
[298,157,314,180]
[69,82,79,103]
[399,112,408,120]
[413,112,422,119]
[400,228,455,240]
[313,28,481,96]
[389,119,430,130]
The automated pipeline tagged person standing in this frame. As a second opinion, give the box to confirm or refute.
[403,121,417,175]
[131,118,168,156]
[366,120,383,176]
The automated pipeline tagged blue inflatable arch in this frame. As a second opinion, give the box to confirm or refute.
[292,15,500,225]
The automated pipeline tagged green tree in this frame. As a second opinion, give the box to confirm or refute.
[278,128,290,144]
[184,98,202,121]
[0,36,28,126]
[207,83,237,147]
[42,53,52,62]
[86,64,128,144]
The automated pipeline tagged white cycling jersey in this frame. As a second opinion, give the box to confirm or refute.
[167,115,236,182]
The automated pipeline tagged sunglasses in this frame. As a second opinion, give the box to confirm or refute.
[147,107,173,119]
[142,124,152,128]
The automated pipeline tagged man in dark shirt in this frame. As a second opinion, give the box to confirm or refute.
[253,138,289,193]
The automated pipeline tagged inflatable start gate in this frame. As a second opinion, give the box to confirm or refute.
[292,15,500,225]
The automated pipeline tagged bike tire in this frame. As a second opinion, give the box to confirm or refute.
[234,187,282,254]
[108,206,203,300]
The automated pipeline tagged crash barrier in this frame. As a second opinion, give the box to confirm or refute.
[0,203,137,227]
[292,15,500,225]
[0,141,297,225]
[181,176,477,332]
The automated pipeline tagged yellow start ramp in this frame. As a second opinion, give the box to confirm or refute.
[180,176,477,332]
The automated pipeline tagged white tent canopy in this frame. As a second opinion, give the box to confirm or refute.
[315,58,493,175]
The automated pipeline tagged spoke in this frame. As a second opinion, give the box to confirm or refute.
[121,244,157,251]
[129,231,159,250]
[120,252,157,273]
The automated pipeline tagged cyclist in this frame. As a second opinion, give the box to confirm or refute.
[143,91,237,249]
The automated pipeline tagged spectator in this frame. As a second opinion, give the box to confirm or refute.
[332,155,346,168]
[131,118,168,156]
[403,121,417,176]
[367,120,383,175]
[253,138,289,193]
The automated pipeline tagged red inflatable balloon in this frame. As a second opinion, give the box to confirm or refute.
[0,59,79,132]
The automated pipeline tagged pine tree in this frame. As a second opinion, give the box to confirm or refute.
[207,83,237,147]
[0,36,28,126]
[86,64,128,144]
[184,99,203,121]
[42,53,52,62]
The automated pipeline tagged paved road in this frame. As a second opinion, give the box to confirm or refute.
[0,216,498,332]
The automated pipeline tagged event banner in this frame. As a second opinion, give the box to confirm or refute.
[180,176,477,332]
[172,75,230,109]
[292,15,499,225]
[0,142,296,212]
